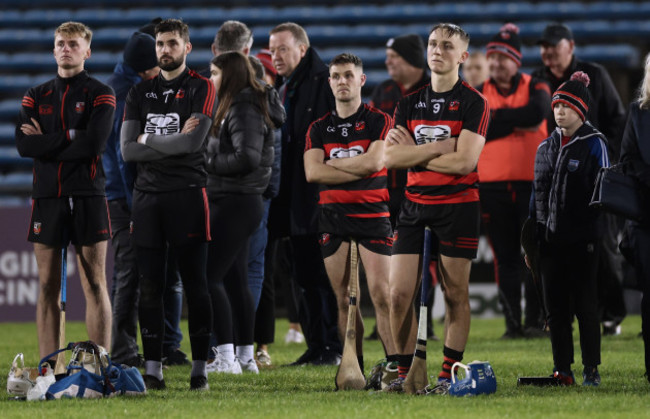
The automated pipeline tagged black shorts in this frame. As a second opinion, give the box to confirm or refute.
[131,188,210,248]
[393,199,480,259]
[319,209,393,258]
[28,196,111,246]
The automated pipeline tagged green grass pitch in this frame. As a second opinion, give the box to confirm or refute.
[0,316,647,418]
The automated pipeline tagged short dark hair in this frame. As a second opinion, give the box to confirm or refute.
[430,23,470,45]
[270,22,309,47]
[155,18,190,43]
[329,53,363,69]
[214,20,252,53]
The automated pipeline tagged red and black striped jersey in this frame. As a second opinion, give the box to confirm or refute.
[15,70,116,198]
[305,103,391,218]
[394,78,490,205]
[123,67,216,192]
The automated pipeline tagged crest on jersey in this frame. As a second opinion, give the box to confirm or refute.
[449,101,460,111]
[144,113,181,135]
[329,145,364,159]
[75,102,85,113]
[319,233,331,246]
[39,104,53,115]
[175,89,185,99]
[355,121,366,131]
[33,222,41,235]
[414,124,451,144]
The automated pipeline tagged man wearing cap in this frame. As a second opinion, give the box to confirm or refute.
[103,30,160,368]
[476,23,550,339]
[532,23,625,156]
[371,34,429,117]
[532,23,627,337]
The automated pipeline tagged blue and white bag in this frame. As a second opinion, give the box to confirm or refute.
[42,341,145,399]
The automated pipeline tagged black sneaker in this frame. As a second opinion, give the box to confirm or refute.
[523,327,549,339]
[312,351,342,366]
[143,374,166,390]
[500,328,525,339]
[163,349,190,366]
[119,354,145,368]
[582,366,601,387]
[365,327,379,341]
[288,349,320,366]
[190,375,209,391]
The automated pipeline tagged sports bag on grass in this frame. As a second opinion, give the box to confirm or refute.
[42,341,145,399]
[590,164,645,222]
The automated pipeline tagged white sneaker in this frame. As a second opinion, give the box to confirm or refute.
[284,329,305,344]
[238,357,259,374]
[206,351,242,374]
[7,353,40,397]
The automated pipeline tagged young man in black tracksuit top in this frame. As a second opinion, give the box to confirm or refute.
[120,19,216,391]
[16,21,115,364]
[528,72,609,386]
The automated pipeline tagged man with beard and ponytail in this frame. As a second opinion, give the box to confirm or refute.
[121,18,216,391]
[477,23,550,339]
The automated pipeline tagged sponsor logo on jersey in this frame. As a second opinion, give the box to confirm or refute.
[327,126,336,133]
[162,89,175,103]
[144,113,181,135]
[355,121,366,131]
[337,123,352,128]
[33,222,41,235]
[145,92,158,99]
[431,98,445,103]
[329,145,364,159]
[38,104,53,115]
[414,124,451,144]
[415,101,427,109]
[75,102,85,113]
[449,101,460,111]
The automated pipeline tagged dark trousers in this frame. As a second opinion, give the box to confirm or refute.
[630,223,650,373]
[108,199,185,362]
[291,234,341,355]
[597,214,627,326]
[137,242,212,362]
[108,199,139,363]
[480,182,543,332]
[207,194,263,346]
[254,240,276,345]
[540,240,601,372]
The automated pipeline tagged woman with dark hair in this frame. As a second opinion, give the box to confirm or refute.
[204,51,283,374]
[621,53,650,381]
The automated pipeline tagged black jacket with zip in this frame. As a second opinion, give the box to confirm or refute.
[16,70,116,198]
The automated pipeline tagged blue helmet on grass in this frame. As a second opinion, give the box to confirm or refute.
[449,360,497,397]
